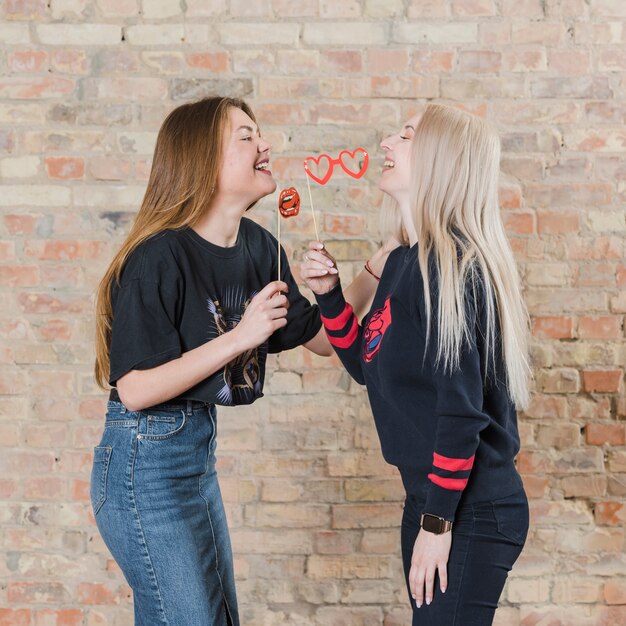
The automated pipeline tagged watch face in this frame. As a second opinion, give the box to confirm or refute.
[422,514,443,534]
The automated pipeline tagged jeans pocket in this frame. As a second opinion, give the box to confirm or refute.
[492,491,529,546]
[90,446,112,516]
[139,409,187,440]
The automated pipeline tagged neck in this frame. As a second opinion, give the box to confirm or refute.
[398,199,418,247]
[193,195,248,247]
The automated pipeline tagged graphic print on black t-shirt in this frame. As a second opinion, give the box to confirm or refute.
[362,296,392,363]
[206,286,265,405]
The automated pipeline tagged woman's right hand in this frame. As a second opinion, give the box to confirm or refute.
[232,281,289,352]
[300,241,339,295]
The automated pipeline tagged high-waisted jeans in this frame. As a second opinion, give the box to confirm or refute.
[90,399,238,626]
[401,488,529,626]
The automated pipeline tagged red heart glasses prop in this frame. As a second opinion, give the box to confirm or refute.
[304,148,369,185]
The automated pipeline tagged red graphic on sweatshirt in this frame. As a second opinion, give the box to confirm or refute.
[362,296,392,363]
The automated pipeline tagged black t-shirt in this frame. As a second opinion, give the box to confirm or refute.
[108,218,322,406]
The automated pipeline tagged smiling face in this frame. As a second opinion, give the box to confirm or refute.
[378,113,421,205]
[215,106,276,208]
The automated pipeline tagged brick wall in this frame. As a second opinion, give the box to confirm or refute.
[1,0,624,624]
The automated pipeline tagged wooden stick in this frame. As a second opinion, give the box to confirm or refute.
[277,205,281,282]
[305,172,320,242]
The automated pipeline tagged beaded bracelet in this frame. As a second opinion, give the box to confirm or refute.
[364,259,380,281]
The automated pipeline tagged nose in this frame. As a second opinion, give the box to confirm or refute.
[380,133,394,152]
[258,137,272,153]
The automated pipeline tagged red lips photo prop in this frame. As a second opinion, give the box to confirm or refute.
[278,187,300,218]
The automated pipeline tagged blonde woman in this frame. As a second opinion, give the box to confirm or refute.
[302,104,531,624]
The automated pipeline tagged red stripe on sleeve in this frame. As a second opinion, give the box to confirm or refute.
[427,473,468,491]
[327,316,358,349]
[432,452,475,473]
[321,303,354,331]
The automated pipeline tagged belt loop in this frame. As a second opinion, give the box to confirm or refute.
[186,400,193,416]
[120,405,127,414]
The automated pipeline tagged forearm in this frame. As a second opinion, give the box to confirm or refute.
[116,330,246,411]
[303,326,333,356]
[343,243,395,319]
[343,269,379,320]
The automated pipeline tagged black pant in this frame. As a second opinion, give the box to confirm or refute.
[401,489,529,626]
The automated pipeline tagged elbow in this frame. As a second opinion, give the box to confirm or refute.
[316,344,334,357]
[115,371,147,412]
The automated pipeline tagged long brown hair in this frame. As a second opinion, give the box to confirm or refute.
[94,96,256,389]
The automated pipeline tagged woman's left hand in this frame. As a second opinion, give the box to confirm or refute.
[300,241,339,295]
[409,529,451,608]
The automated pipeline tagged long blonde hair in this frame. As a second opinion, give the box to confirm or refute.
[382,104,531,408]
[94,97,256,389]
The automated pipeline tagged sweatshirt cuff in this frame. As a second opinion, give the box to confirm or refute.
[422,483,464,523]
[314,282,346,319]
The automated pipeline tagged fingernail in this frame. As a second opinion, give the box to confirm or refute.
[326,261,334,267]
[416,602,422,609]
[426,598,431,605]
[441,588,447,594]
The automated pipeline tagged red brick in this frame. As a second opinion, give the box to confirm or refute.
[578,316,622,339]
[503,211,534,235]
[4,213,41,235]
[521,474,550,498]
[413,50,455,72]
[50,50,89,74]
[604,580,626,605]
[537,211,580,234]
[595,502,626,525]
[45,157,84,180]
[499,186,522,208]
[5,0,47,19]
[549,49,591,74]
[583,370,622,393]
[186,52,229,72]
[323,214,366,237]
[76,583,119,605]
[532,316,574,339]
[34,609,84,626]
[0,265,39,287]
[586,423,626,446]
[8,50,48,72]
[35,319,72,342]
[321,50,363,72]
[0,609,31,626]
[24,240,105,261]
[453,0,496,16]
[367,49,410,73]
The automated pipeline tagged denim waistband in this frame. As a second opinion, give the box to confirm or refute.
[108,388,214,415]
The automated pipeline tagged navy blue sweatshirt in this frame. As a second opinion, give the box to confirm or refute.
[315,244,524,522]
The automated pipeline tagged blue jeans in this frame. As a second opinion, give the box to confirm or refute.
[401,489,529,625]
[90,399,238,626]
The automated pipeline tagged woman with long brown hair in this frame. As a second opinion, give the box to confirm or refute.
[302,104,531,624]
[91,96,341,626]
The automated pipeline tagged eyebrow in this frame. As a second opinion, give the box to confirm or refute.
[403,125,415,131]
[236,125,257,134]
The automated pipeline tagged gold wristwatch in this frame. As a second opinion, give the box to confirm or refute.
[420,513,453,534]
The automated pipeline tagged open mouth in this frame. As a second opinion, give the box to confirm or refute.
[255,160,270,173]
[383,160,395,170]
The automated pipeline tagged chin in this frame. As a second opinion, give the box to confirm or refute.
[378,178,394,198]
